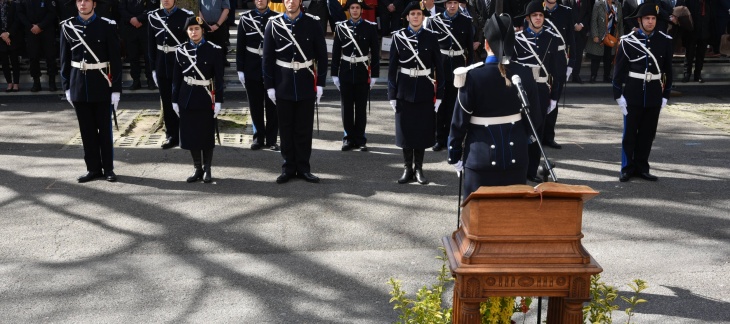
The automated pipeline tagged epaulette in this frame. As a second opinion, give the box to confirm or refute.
[305,13,320,20]
[60,16,73,25]
[240,10,252,16]
[208,41,222,49]
[335,20,346,26]
[391,28,405,35]
[423,26,436,33]
[559,4,572,10]
[658,31,672,39]
[270,13,284,20]
[545,28,561,38]
[620,31,635,39]
[364,19,376,25]
[181,8,194,15]
[101,17,116,25]
[453,62,484,88]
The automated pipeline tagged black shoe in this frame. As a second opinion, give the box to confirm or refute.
[619,172,632,182]
[128,79,141,90]
[147,81,157,90]
[250,142,263,150]
[298,172,320,183]
[276,172,292,184]
[544,140,562,149]
[398,167,413,184]
[161,138,179,149]
[637,172,658,181]
[573,75,584,84]
[105,171,117,182]
[414,169,428,185]
[48,78,57,91]
[30,79,41,92]
[359,144,368,152]
[187,167,204,183]
[589,75,597,84]
[681,74,690,83]
[527,175,543,183]
[268,144,280,151]
[694,77,704,83]
[432,143,444,151]
[77,171,103,183]
[341,142,353,151]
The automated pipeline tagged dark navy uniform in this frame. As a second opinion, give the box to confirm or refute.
[236,7,279,149]
[263,11,328,179]
[331,17,380,149]
[119,0,157,88]
[542,2,573,147]
[424,10,473,149]
[448,58,542,198]
[60,13,122,176]
[17,0,58,90]
[147,6,194,146]
[612,29,673,178]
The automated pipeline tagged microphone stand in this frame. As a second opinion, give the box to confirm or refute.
[513,76,558,182]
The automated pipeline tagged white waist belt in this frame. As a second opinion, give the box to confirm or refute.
[558,45,566,51]
[184,76,211,86]
[399,67,431,77]
[246,46,263,56]
[276,59,314,70]
[341,56,369,63]
[535,76,549,83]
[440,49,465,57]
[157,44,177,53]
[470,113,522,126]
[71,61,109,70]
[629,71,662,81]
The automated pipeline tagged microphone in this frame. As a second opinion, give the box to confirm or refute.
[511,74,530,109]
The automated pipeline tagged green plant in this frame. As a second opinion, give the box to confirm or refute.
[583,275,649,324]
[621,279,648,323]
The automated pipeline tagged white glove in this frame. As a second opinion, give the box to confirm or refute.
[566,67,573,80]
[661,98,667,109]
[316,86,323,104]
[616,96,628,116]
[434,99,442,112]
[389,100,397,112]
[111,92,120,111]
[332,76,340,91]
[237,72,245,87]
[172,103,180,117]
[152,71,158,87]
[214,102,221,118]
[267,88,276,104]
[370,77,377,89]
[65,90,74,107]
[548,100,557,114]
[453,160,463,177]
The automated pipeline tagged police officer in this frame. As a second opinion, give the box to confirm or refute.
[147,0,194,149]
[448,13,541,198]
[119,0,157,90]
[17,0,58,92]
[424,0,473,151]
[236,0,280,151]
[513,0,565,183]
[613,3,673,182]
[331,0,379,152]
[60,0,122,182]
[263,0,327,184]
[388,1,444,185]
[542,0,574,149]
[172,16,225,183]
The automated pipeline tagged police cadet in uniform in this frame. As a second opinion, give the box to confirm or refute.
[263,0,327,184]
[513,0,565,183]
[448,13,541,198]
[388,1,444,185]
[542,0,574,149]
[424,0,473,152]
[613,3,672,182]
[147,0,194,149]
[60,0,122,182]
[17,0,58,92]
[119,0,157,90]
[172,16,224,183]
[236,0,280,151]
[331,0,379,152]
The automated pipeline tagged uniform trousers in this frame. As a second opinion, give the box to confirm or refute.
[543,102,559,143]
[0,50,20,83]
[122,26,152,82]
[340,81,369,146]
[245,78,279,146]
[157,74,180,141]
[527,83,549,178]
[573,29,588,78]
[26,29,57,78]
[277,98,315,175]
[73,101,114,173]
[621,104,661,175]
[683,35,708,78]
[435,82,457,146]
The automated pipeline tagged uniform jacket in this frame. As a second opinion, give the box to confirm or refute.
[119,0,157,31]
[16,0,57,30]
[585,0,623,56]
[545,3,576,71]
[331,18,380,84]
[60,14,123,102]
[387,26,445,102]
[612,29,673,107]
[262,12,328,101]
[424,11,474,80]
[514,26,565,101]
[147,6,194,78]
[0,0,20,51]
[236,8,278,81]
[171,39,225,110]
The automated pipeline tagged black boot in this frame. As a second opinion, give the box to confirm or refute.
[413,149,428,185]
[48,76,57,91]
[202,148,213,183]
[30,78,41,92]
[589,75,597,84]
[129,79,141,90]
[398,149,414,184]
[187,150,204,182]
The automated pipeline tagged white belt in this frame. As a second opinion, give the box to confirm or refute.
[629,71,662,81]
[157,44,177,53]
[399,67,432,77]
[184,76,211,86]
[440,49,465,57]
[246,46,263,56]
[558,45,566,51]
[341,56,369,63]
[71,61,109,70]
[470,113,522,126]
[535,76,549,84]
[275,59,314,70]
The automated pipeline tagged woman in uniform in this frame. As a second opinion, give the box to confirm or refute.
[387,1,445,185]
[172,16,225,183]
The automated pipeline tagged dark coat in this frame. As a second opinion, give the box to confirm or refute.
[147,6,194,79]
[16,0,56,30]
[612,29,673,107]
[424,11,474,81]
[0,0,20,52]
[236,8,279,81]
[387,26,445,101]
[118,0,157,33]
[564,0,594,28]
[545,3,576,73]
[331,18,380,84]
[514,27,565,102]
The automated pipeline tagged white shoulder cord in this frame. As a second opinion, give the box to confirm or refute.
[337,22,368,68]
[393,30,435,85]
[63,20,112,87]
[273,16,314,76]
[176,45,213,100]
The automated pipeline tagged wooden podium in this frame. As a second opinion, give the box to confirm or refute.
[442,183,603,323]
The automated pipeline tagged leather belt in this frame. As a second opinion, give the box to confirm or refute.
[341,56,369,63]
[184,76,211,86]
[157,44,177,53]
[71,61,109,71]
[629,71,662,81]
[399,67,431,77]
[275,59,314,70]
[246,46,263,56]
[440,49,465,57]
[470,113,522,126]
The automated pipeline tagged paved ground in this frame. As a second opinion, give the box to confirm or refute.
[0,82,728,323]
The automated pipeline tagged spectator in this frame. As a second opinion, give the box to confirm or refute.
[585,0,622,83]
[1,0,20,92]
[421,0,444,17]
[678,0,715,82]
[377,0,404,35]
[714,0,730,54]
[119,0,158,90]
[17,0,58,92]
[564,0,594,84]
[199,0,230,65]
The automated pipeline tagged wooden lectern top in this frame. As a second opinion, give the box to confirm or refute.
[462,183,599,207]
